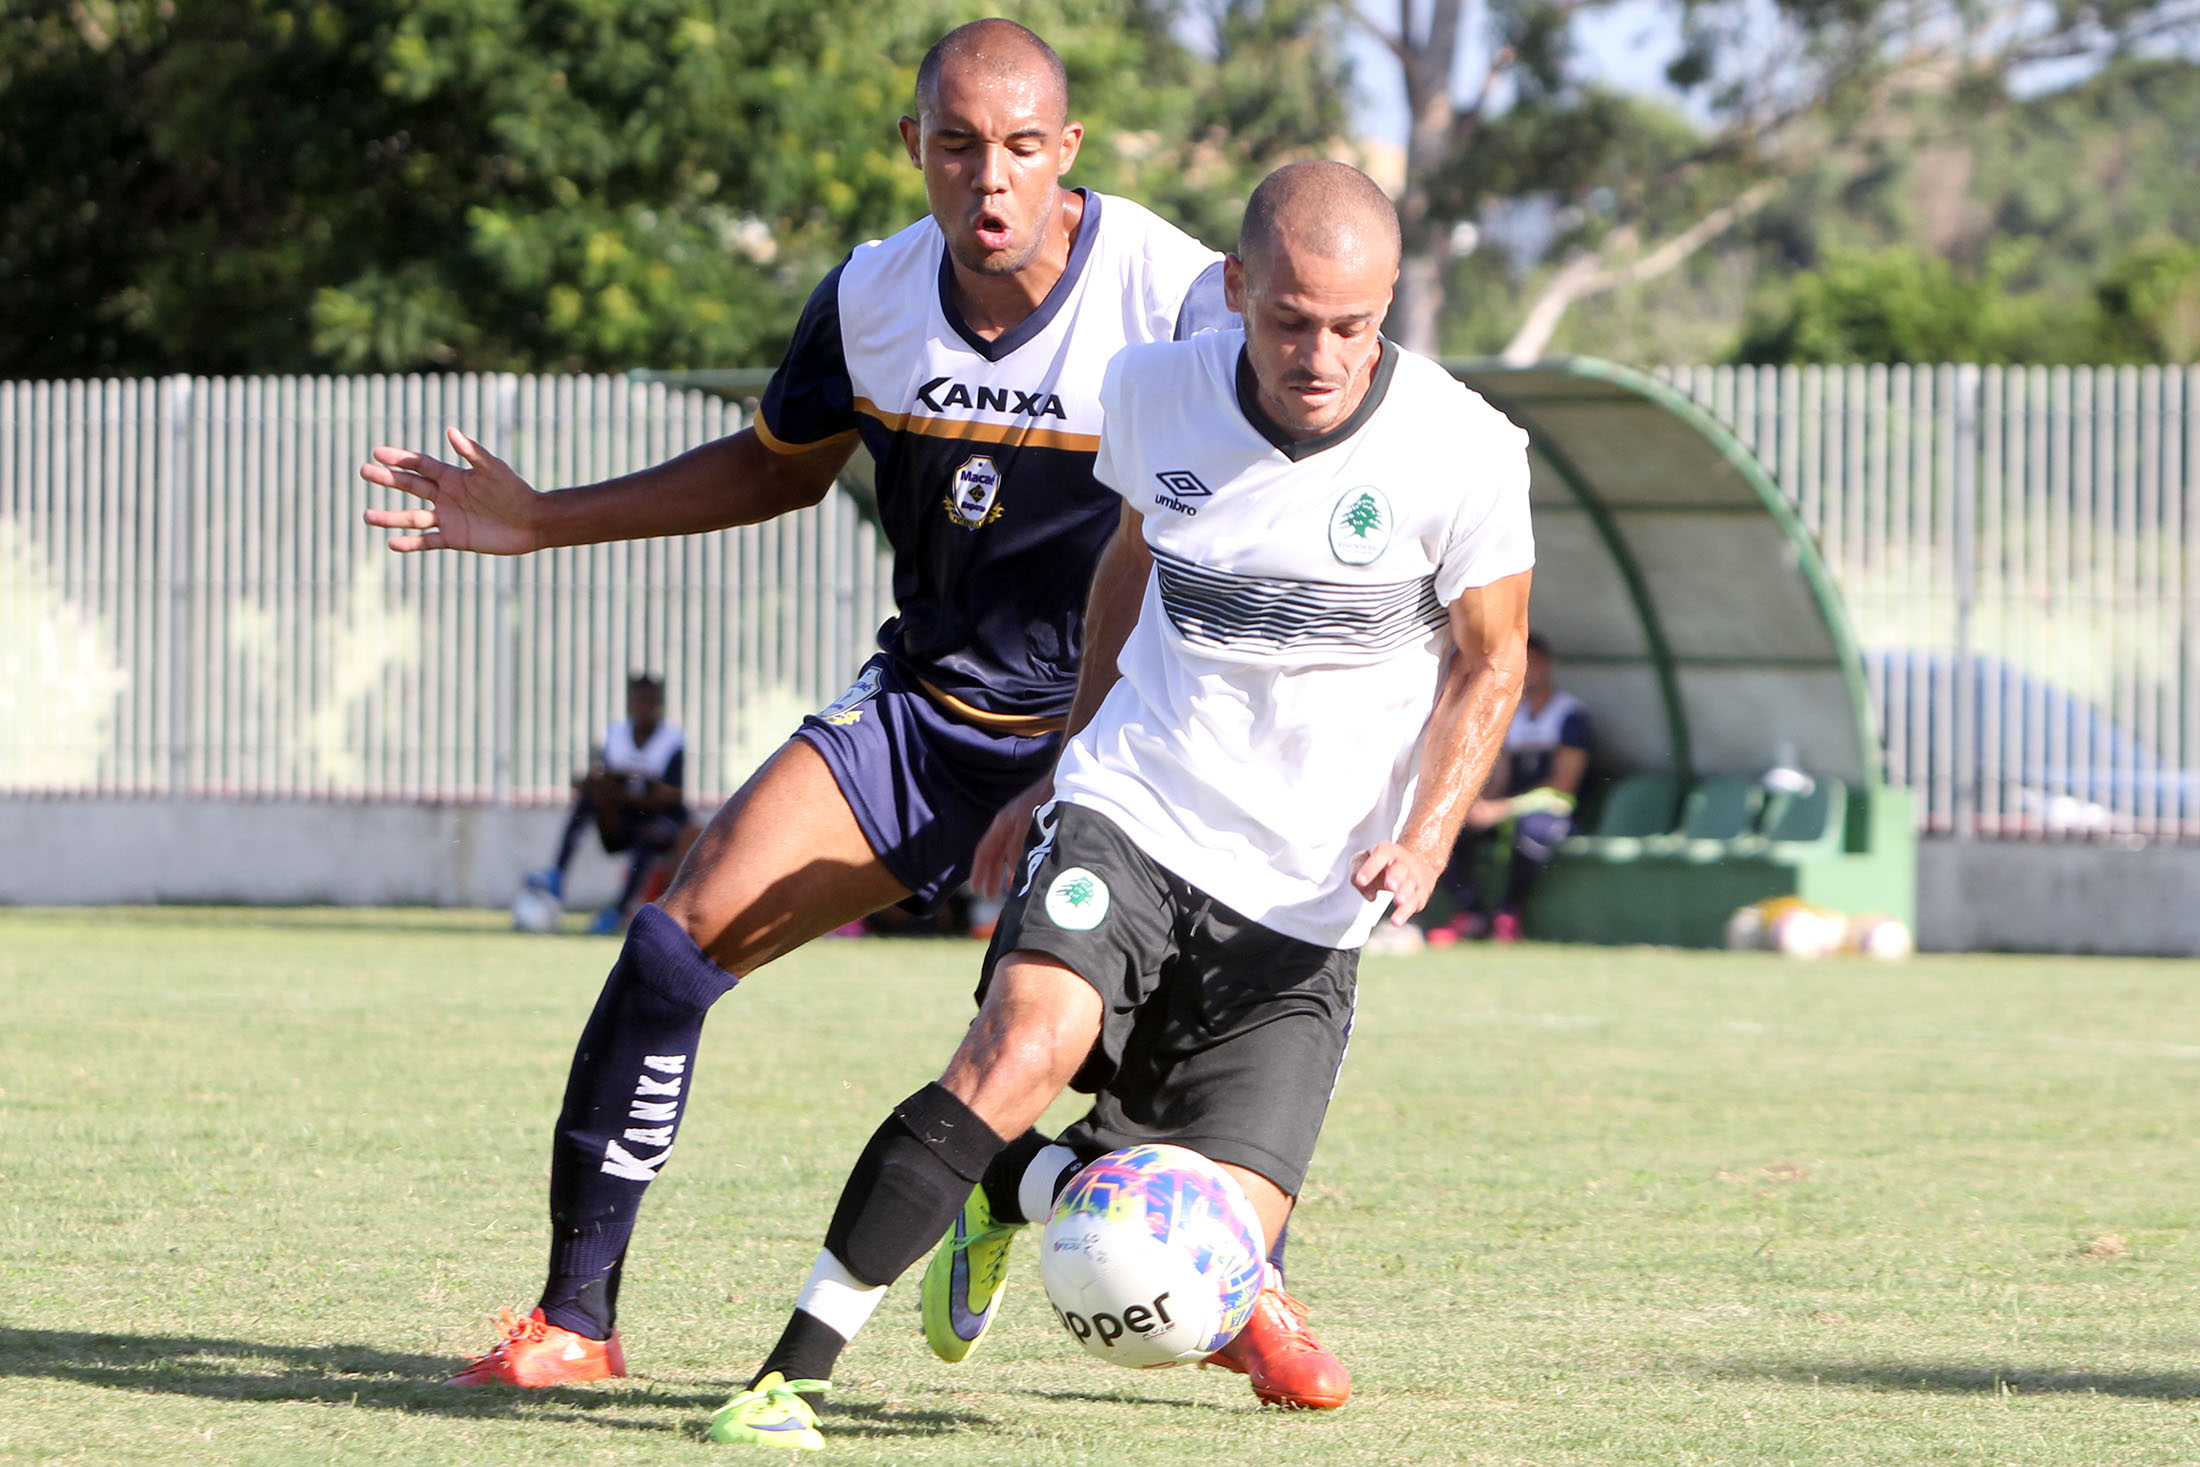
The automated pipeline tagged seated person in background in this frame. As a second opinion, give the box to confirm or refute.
[529,675,691,935]
[1429,634,1589,944]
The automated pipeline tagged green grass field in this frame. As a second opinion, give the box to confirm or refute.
[5,909,2200,1465]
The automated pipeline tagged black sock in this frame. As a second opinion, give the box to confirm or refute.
[537,905,739,1337]
[752,1311,849,1407]
[821,1082,1008,1287]
[1268,1221,1289,1286]
[739,1085,1007,1404]
[977,1129,1057,1225]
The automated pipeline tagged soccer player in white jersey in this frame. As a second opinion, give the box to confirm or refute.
[708,160,1534,1448]
[354,20,1313,1397]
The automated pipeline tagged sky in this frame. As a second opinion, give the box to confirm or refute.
[1344,0,1695,146]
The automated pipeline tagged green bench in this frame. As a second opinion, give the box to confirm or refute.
[1534,771,1911,946]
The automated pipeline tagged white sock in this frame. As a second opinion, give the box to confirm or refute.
[1018,1143,1082,1224]
[793,1249,887,1341]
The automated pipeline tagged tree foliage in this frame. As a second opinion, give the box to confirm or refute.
[1357,0,2200,361]
[1734,60,2200,364]
[0,0,1347,376]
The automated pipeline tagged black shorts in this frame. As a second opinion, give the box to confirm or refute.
[978,803,1357,1197]
[600,805,687,855]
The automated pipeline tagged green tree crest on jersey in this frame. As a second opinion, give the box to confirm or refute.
[1329,486,1394,565]
[1344,493,1384,538]
[1045,866,1112,931]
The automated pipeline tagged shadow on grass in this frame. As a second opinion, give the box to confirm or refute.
[1729,1359,2200,1400]
[0,1327,717,1427]
[1,1327,993,1440]
[1008,1385,1243,1413]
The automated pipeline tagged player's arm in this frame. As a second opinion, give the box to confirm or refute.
[969,503,1153,898]
[1545,744,1590,798]
[360,427,853,555]
[623,748,688,812]
[1352,568,1534,924]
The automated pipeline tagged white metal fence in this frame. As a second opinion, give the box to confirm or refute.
[1665,364,2200,840]
[0,375,893,803]
[7,367,2198,840]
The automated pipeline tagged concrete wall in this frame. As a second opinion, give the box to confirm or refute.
[0,798,644,911]
[1915,838,2200,957]
[8,799,2200,957]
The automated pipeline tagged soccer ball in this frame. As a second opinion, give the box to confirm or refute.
[1040,1144,1266,1369]
[1853,914,1914,960]
[1723,902,1767,951]
[511,885,563,934]
[1768,900,1846,959]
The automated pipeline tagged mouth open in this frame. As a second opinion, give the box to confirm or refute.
[973,211,1013,251]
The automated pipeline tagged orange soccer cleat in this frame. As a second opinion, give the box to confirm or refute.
[444,1307,628,1388]
[1206,1284,1352,1409]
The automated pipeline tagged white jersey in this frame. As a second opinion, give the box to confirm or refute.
[1053,330,1535,948]
[602,719,684,781]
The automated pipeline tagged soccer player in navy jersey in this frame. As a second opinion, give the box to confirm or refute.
[360,19,1338,1406]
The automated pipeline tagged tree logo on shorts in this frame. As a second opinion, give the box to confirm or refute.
[1329,486,1393,565]
[1044,866,1111,931]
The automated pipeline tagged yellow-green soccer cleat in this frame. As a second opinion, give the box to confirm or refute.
[706,1373,828,1450]
[921,1186,1021,1362]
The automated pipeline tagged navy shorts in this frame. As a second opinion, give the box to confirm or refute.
[795,653,1061,909]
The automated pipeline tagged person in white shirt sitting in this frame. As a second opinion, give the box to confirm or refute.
[529,675,691,935]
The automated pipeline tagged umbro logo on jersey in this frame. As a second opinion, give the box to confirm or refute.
[915,377,1070,420]
[1152,469,1211,516]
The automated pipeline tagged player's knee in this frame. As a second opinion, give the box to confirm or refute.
[965,1003,1084,1092]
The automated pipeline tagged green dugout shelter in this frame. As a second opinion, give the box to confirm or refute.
[1451,358,1913,945]
[640,358,1915,946]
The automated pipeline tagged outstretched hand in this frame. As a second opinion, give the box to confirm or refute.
[361,427,542,554]
[971,776,1054,901]
[1351,841,1443,927]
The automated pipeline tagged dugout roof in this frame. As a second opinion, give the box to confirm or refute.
[1450,357,1875,789]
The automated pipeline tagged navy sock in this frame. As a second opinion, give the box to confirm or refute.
[1268,1221,1289,1285]
[554,799,593,872]
[613,851,652,911]
[538,904,739,1337]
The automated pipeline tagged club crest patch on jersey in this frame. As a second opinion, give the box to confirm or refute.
[818,666,884,726]
[1329,486,1393,565]
[1044,867,1110,930]
[946,454,1007,530]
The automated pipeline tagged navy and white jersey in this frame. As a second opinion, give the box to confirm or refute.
[1053,330,1535,948]
[1502,690,1591,793]
[755,191,1225,718]
[602,719,685,790]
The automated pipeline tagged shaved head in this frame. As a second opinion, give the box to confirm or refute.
[1225,161,1399,439]
[915,18,1068,125]
[1238,160,1402,277]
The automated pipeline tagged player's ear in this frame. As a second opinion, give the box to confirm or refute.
[1222,255,1246,313]
[898,114,922,168]
[1055,119,1084,177]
